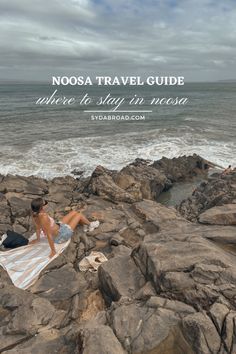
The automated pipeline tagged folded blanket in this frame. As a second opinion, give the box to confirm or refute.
[0,234,70,289]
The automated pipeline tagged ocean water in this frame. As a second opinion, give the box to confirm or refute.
[0,82,235,178]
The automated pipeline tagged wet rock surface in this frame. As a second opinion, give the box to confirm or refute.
[0,155,236,353]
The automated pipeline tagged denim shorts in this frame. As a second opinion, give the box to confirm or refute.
[54,223,73,244]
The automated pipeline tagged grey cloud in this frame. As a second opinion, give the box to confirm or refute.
[0,0,236,82]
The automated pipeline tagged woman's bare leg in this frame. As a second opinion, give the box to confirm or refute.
[78,213,90,226]
[61,211,90,231]
[60,211,78,225]
[61,211,90,225]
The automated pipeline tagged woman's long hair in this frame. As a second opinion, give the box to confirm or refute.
[31,198,47,217]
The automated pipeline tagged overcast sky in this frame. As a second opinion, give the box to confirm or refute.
[0,0,236,82]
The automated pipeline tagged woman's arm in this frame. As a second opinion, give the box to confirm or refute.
[40,214,57,258]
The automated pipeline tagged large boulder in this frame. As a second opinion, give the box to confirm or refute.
[178,172,236,221]
[98,255,146,303]
[7,196,30,218]
[3,329,77,354]
[182,312,221,354]
[130,201,236,307]
[110,302,193,354]
[0,267,67,353]
[78,325,126,354]
[152,154,210,182]
[191,224,236,245]
[130,199,236,352]
[114,160,169,200]
[198,204,236,225]
[85,165,138,203]
[132,222,236,311]
[0,175,48,195]
[29,264,87,309]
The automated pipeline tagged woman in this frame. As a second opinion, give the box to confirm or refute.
[30,198,99,258]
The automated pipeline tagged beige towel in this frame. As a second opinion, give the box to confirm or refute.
[79,251,108,272]
[0,233,70,289]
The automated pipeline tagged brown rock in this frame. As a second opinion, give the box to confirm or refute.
[199,204,236,225]
[153,154,210,182]
[3,329,77,354]
[7,196,30,218]
[111,303,193,354]
[79,325,126,354]
[182,312,221,354]
[29,264,87,308]
[85,165,137,203]
[98,255,146,303]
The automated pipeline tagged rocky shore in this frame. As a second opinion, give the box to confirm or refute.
[1,154,236,354]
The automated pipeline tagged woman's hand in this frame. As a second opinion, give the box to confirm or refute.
[49,250,57,258]
[29,239,40,245]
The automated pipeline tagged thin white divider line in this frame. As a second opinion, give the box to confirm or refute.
[84,110,153,113]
